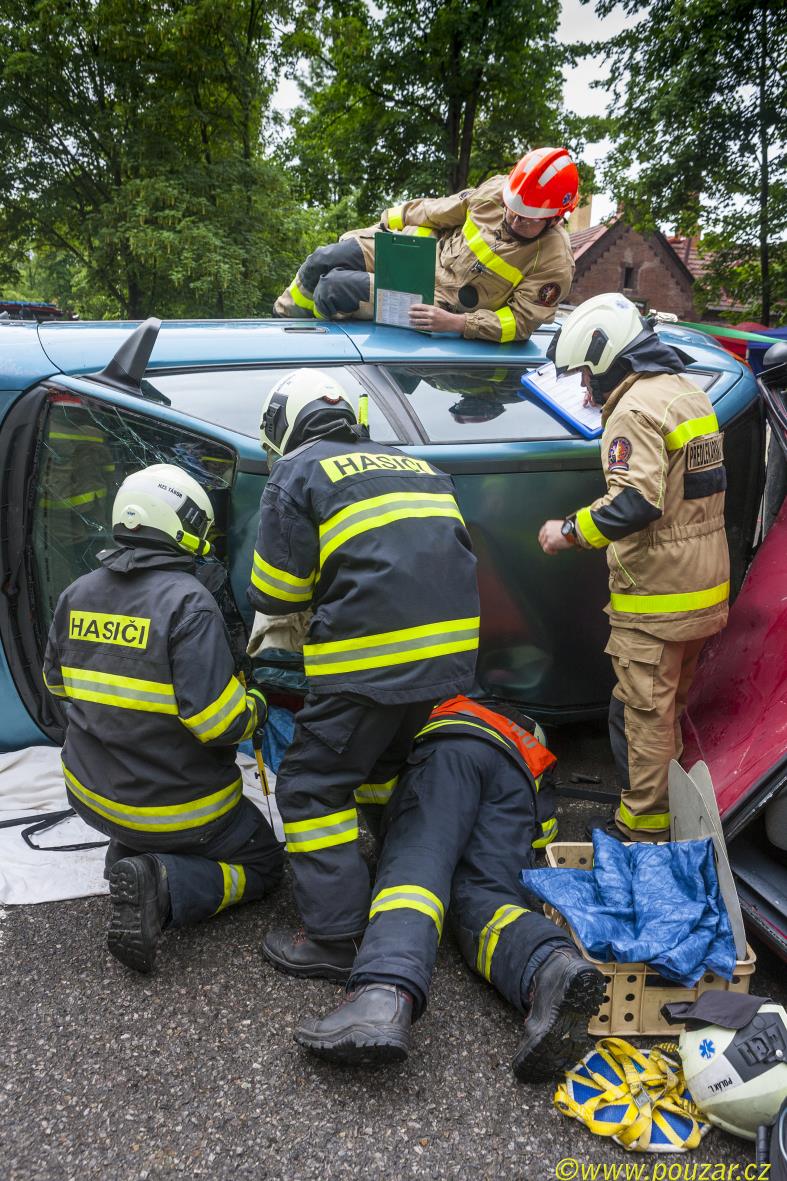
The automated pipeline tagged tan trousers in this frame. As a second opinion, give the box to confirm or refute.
[605,628,706,840]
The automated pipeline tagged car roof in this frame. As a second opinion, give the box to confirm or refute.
[1,315,747,395]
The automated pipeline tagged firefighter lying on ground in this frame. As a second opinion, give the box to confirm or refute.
[274,147,578,344]
[293,695,605,1081]
[43,464,282,973]
[246,369,480,981]
[538,294,730,842]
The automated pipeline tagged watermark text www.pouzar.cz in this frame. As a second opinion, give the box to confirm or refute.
[554,1160,770,1181]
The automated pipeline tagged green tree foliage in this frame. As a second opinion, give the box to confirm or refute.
[285,0,584,227]
[592,0,787,324]
[0,0,308,317]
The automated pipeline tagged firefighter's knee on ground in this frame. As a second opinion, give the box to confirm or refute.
[313,269,371,319]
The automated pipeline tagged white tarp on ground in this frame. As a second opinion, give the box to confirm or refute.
[0,747,281,906]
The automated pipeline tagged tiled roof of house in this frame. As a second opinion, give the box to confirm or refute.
[569,223,611,260]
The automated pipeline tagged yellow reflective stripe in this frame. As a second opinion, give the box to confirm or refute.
[370,884,444,937]
[618,800,670,831]
[610,580,729,616]
[251,551,315,603]
[318,491,463,567]
[415,717,508,746]
[476,904,528,981]
[664,413,719,452]
[576,506,610,549]
[495,307,516,343]
[532,817,558,848]
[181,677,248,743]
[288,278,315,312]
[240,706,257,742]
[40,489,107,508]
[63,762,242,832]
[48,431,105,443]
[59,665,178,714]
[462,215,524,287]
[284,807,359,853]
[304,616,479,676]
[354,776,398,806]
[412,226,434,237]
[387,205,404,231]
[214,862,247,913]
[43,671,67,697]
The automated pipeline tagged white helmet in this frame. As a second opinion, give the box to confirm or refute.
[260,369,357,457]
[112,463,214,556]
[679,1002,787,1140]
[549,293,646,377]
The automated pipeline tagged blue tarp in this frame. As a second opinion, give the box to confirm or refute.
[521,831,737,987]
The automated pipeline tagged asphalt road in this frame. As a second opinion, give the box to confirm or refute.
[2,721,783,1181]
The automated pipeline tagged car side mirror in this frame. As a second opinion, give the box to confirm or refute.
[762,341,787,389]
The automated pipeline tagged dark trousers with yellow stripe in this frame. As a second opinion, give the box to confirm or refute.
[349,737,571,1017]
[103,798,283,928]
[274,692,435,939]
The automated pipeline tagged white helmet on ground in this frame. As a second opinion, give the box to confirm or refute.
[679,1002,787,1140]
[260,369,357,457]
[549,293,647,377]
[112,463,214,556]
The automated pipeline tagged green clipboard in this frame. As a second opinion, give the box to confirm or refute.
[374,231,436,328]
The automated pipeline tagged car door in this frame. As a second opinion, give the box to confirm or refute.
[0,359,403,751]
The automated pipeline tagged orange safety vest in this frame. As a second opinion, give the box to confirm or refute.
[427,695,556,782]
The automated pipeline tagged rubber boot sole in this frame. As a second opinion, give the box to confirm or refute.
[261,938,352,984]
[512,964,605,1083]
[107,860,162,974]
[294,1022,410,1066]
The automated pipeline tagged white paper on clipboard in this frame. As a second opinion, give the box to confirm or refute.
[376,288,421,329]
[522,363,603,437]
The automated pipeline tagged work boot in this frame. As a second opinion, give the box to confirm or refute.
[261,927,359,983]
[584,812,628,842]
[512,947,605,1083]
[294,984,412,1065]
[107,855,170,974]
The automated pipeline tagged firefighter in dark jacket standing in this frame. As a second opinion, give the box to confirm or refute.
[247,369,480,981]
[43,464,282,973]
[294,695,604,1079]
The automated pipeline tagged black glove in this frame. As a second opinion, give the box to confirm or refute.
[248,687,269,732]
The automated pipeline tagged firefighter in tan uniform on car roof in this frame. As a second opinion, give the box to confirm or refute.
[274,147,578,343]
[538,294,729,842]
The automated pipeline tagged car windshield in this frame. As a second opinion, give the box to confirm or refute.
[146,366,398,443]
[381,364,720,443]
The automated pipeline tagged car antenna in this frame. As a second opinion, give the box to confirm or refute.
[86,316,162,397]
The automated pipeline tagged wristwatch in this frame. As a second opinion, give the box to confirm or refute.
[561,517,578,545]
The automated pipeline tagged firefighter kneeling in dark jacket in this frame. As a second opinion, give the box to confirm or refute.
[247,369,480,980]
[43,464,283,973]
[294,696,605,1080]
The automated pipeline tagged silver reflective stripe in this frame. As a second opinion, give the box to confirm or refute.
[62,673,175,707]
[65,772,242,828]
[538,155,573,187]
[372,888,442,924]
[285,814,358,847]
[229,864,242,903]
[188,681,245,739]
[306,625,479,667]
[320,495,458,549]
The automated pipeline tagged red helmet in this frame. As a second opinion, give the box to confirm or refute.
[503,147,579,219]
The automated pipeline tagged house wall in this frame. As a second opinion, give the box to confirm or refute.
[571,223,696,319]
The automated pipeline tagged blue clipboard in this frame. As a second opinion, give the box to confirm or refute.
[520,368,603,440]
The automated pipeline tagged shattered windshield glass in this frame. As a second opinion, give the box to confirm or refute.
[32,392,236,631]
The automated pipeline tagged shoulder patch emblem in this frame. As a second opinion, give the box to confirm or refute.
[537,282,561,307]
[608,437,632,472]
